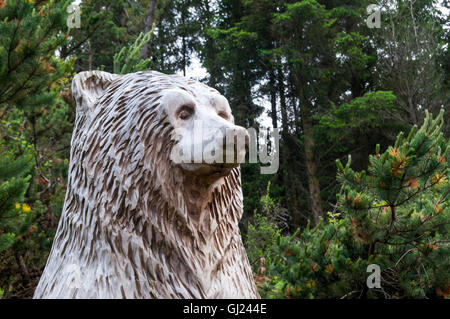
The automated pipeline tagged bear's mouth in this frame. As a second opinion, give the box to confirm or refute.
[180,162,238,177]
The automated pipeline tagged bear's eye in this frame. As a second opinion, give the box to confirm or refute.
[177,104,195,120]
[218,111,229,120]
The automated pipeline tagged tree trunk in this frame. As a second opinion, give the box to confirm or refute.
[181,7,187,77]
[140,0,158,59]
[15,252,30,284]
[269,68,278,129]
[201,1,221,87]
[300,105,323,225]
[277,65,301,226]
[88,39,93,71]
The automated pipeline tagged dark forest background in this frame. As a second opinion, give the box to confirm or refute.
[0,0,448,298]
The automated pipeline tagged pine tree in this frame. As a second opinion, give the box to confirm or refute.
[336,109,449,297]
[0,0,72,295]
[0,0,71,119]
[249,110,449,298]
[0,155,33,252]
[113,30,154,74]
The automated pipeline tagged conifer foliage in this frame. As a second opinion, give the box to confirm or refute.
[251,110,449,298]
[0,155,33,252]
[0,0,72,297]
[113,30,154,74]
[0,0,70,116]
[336,109,449,297]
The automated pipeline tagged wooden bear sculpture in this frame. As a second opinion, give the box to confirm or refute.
[34,71,259,299]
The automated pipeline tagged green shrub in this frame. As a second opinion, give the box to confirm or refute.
[248,110,449,299]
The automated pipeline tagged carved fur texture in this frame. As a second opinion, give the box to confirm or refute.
[33,71,259,299]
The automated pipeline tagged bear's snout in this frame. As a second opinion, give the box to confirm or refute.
[172,120,248,176]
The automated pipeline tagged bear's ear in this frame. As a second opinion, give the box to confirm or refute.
[72,71,121,115]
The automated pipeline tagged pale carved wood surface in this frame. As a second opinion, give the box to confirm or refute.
[33,70,259,299]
